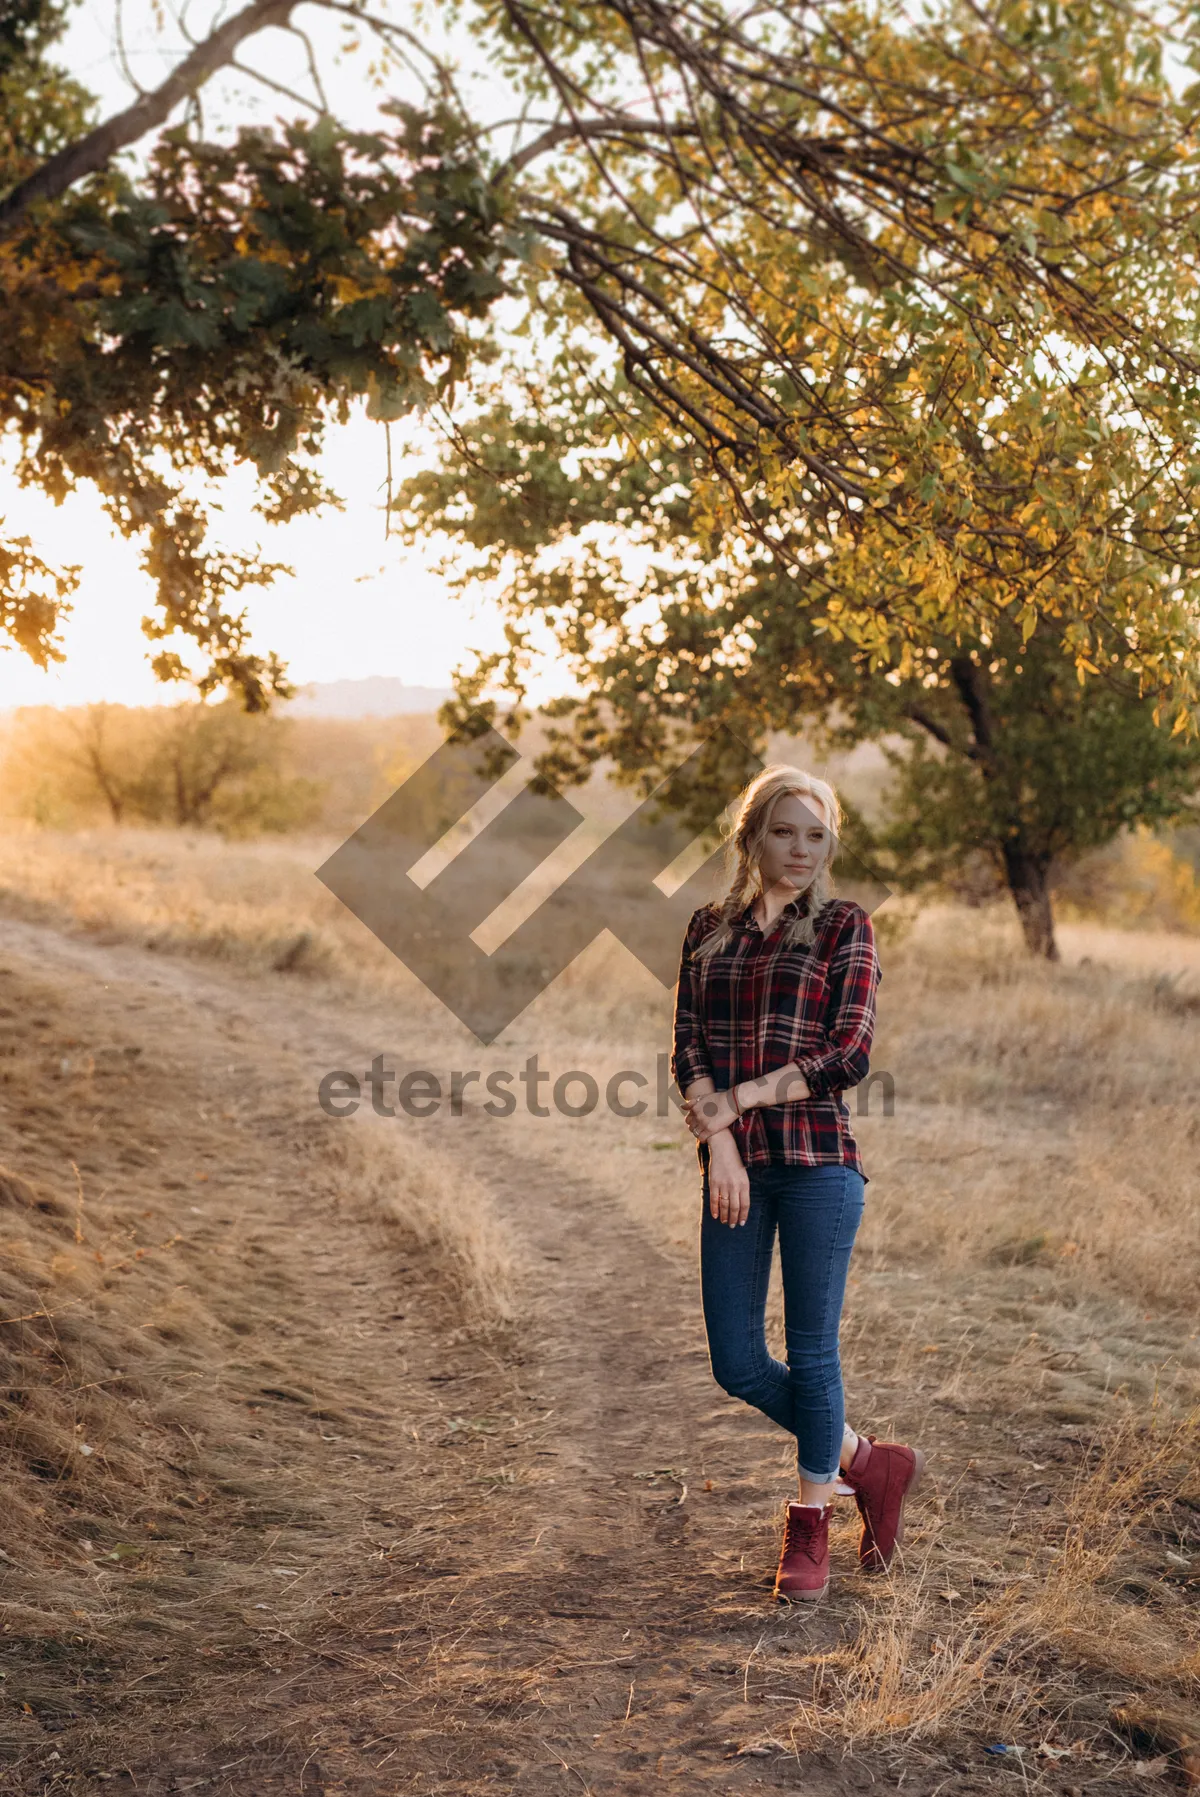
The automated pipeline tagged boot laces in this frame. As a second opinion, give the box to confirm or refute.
[784,1508,826,1565]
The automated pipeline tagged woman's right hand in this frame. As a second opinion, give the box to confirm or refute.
[707,1131,751,1228]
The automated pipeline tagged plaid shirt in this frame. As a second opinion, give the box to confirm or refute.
[670,896,881,1178]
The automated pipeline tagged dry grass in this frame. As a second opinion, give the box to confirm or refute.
[788,1409,1200,1753]
[3,822,1200,1779]
[5,820,1198,1315]
[499,898,1200,1312]
[0,950,521,1740]
[0,821,387,984]
[0,820,675,1053]
[0,1152,239,1647]
[0,832,526,1660]
[0,960,389,1664]
[855,904,1200,1309]
[333,1116,526,1328]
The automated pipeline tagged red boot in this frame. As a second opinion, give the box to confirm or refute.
[842,1434,926,1572]
[773,1501,831,1602]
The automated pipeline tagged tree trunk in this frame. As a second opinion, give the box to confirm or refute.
[94,770,124,824]
[1001,841,1058,960]
[174,756,190,827]
[78,725,124,822]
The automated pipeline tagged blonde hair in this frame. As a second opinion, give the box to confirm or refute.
[693,764,842,961]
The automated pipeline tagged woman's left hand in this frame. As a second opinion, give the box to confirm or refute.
[684,1086,744,1141]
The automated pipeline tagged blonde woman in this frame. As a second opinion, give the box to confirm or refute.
[671,765,924,1601]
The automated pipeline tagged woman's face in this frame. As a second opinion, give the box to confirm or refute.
[757,791,833,895]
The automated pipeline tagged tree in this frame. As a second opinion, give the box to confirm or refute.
[0,699,325,830]
[395,374,1200,954]
[1,0,517,705]
[401,0,1200,729]
[3,0,1200,719]
[65,703,138,823]
[144,703,274,826]
[0,702,164,823]
[830,625,1200,959]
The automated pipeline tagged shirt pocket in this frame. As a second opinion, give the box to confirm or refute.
[768,961,828,1048]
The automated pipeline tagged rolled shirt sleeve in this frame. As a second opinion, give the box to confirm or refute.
[671,907,716,1092]
[793,907,880,1098]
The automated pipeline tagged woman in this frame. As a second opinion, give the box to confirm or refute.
[671,764,924,1602]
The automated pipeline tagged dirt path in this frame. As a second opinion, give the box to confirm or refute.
[0,916,1192,1796]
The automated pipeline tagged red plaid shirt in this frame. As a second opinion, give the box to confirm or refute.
[670,896,881,1178]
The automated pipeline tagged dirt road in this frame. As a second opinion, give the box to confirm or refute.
[0,915,1190,1795]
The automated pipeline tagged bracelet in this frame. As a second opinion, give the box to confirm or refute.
[730,1082,744,1118]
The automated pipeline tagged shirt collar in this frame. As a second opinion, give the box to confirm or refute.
[739,895,801,932]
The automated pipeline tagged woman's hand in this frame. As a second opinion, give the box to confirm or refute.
[706,1130,750,1228]
[684,1085,743,1142]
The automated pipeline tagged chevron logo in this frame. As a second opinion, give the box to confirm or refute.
[315,715,887,1043]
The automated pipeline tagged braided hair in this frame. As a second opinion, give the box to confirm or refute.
[692,764,843,963]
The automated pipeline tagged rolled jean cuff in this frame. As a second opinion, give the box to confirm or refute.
[797,1459,840,1485]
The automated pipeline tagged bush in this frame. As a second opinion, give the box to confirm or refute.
[1054,827,1200,934]
[0,701,325,833]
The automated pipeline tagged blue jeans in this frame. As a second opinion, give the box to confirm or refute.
[700,1161,865,1484]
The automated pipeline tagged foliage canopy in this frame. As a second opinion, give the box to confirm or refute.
[2,0,1200,736]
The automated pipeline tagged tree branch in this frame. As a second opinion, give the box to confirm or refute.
[904,704,966,754]
[0,0,295,232]
[948,655,996,762]
[499,113,699,181]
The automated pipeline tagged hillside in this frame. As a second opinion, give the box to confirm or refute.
[0,839,1197,1790]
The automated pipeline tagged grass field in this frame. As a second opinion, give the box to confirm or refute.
[0,822,1197,1789]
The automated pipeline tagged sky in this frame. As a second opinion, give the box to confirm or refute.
[0,419,524,709]
[0,0,570,712]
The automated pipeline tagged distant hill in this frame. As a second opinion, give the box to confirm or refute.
[283,677,455,719]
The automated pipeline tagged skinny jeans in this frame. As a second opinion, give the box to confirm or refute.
[699,1160,864,1484]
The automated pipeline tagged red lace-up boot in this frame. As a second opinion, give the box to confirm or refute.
[842,1434,926,1572]
[773,1501,831,1602]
